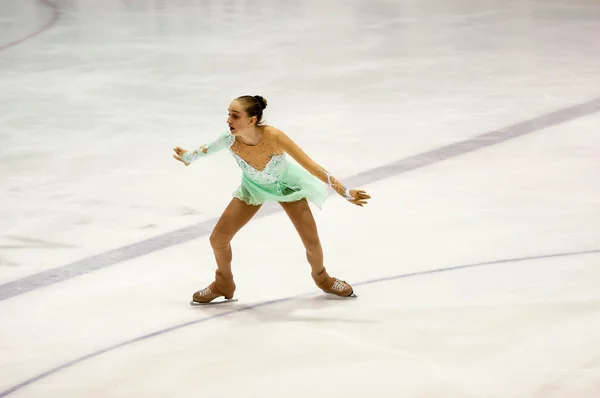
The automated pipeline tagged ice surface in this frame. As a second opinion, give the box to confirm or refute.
[1,0,600,397]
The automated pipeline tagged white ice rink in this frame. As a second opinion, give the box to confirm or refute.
[1,0,600,396]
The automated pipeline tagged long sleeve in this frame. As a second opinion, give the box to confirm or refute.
[180,132,234,165]
[276,130,353,200]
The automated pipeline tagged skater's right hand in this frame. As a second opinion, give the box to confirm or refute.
[173,147,190,166]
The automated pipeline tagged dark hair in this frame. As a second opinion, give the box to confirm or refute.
[236,95,268,125]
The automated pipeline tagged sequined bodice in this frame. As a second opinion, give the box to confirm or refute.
[230,151,287,184]
[222,132,288,184]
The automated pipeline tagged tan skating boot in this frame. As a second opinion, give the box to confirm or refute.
[191,270,236,304]
[312,268,355,297]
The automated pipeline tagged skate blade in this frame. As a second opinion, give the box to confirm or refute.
[189,298,238,306]
[325,291,358,299]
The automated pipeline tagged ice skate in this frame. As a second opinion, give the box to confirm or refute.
[312,268,356,297]
[190,271,237,305]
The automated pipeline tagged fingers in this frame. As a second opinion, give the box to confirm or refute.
[354,190,371,199]
[172,154,189,166]
[350,198,368,206]
[172,147,190,166]
[349,189,371,207]
[173,147,189,155]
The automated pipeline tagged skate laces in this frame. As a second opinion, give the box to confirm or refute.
[331,279,348,292]
[197,286,213,296]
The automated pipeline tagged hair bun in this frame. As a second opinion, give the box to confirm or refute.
[254,95,267,110]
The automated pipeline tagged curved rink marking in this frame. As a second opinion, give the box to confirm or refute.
[0,0,59,52]
[1,248,598,397]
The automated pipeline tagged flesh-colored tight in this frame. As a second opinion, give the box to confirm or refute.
[209,198,324,279]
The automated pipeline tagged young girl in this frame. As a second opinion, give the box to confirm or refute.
[173,95,371,304]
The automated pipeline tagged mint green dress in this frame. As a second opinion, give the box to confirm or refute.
[180,132,329,208]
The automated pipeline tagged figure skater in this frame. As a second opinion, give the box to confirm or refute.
[173,95,371,304]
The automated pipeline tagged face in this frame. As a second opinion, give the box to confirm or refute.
[227,100,256,134]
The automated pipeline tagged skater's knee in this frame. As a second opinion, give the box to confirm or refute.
[303,235,322,254]
[210,230,232,252]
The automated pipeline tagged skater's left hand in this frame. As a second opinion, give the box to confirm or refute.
[348,189,371,207]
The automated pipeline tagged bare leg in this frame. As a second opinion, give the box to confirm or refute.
[210,197,262,278]
[279,199,354,296]
[279,199,324,274]
[193,198,261,302]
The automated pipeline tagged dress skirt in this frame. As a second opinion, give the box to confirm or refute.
[233,162,328,208]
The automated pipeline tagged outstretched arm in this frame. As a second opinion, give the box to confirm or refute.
[173,132,234,166]
[276,130,371,206]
